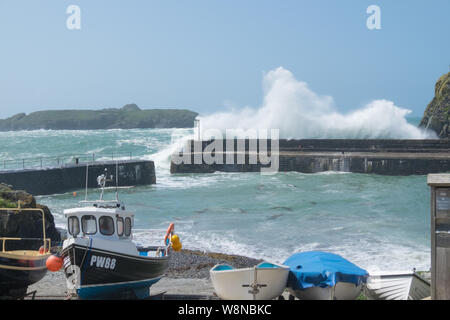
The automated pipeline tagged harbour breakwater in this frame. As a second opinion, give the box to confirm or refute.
[170,139,450,175]
[0,160,156,196]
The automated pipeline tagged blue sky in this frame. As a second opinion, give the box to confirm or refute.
[0,0,448,118]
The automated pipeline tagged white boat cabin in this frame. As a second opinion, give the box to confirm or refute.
[63,200,166,258]
[64,200,134,241]
[62,171,168,259]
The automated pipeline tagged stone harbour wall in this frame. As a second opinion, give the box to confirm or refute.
[170,139,450,176]
[0,160,156,196]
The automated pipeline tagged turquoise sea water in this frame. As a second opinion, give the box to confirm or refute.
[0,128,431,273]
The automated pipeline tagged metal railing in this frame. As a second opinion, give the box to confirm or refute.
[0,206,49,253]
[0,151,135,171]
[1,237,51,253]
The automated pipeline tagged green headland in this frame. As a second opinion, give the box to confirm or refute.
[0,104,198,131]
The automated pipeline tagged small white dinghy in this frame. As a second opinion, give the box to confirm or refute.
[364,271,431,300]
[210,262,290,300]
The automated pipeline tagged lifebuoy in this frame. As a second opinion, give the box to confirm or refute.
[164,223,175,245]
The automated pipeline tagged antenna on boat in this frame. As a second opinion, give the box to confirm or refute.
[85,163,89,201]
[115,161,119,201]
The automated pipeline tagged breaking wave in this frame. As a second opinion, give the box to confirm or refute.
[199,67,435,139]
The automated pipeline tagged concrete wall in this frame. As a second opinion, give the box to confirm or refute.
[277,155,450,175]
[0,160,156,195]
[171,139,450,176]
[188,139,450,153]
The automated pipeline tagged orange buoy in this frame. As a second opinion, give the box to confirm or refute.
[73,192,77,197]
[46,255,63,272]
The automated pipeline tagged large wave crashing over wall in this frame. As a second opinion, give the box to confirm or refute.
[199,67,435,139]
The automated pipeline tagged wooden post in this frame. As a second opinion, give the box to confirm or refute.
[427,174,450,300]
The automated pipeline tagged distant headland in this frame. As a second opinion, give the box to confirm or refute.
[0,104,198,131]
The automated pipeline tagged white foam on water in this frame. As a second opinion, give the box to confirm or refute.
[198,67,436,139]
[85,147,109,154]
[143,129,194,173]
[133,228,265,259]
[318,236,431,273]
[115,136,167,152]
[175,231,268,261]
[132,224,430,272]
[155,175,223,190]
[312,171,353,175]
[132,229,169,247]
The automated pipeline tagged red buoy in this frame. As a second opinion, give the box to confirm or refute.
[46,255,63,272]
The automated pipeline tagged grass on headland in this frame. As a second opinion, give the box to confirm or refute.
[0,198,17,208]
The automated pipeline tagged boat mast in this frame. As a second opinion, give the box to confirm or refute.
[115,161,119,202]
[85,163,89,201]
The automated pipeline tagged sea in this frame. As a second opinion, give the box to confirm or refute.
[0,117,432,273]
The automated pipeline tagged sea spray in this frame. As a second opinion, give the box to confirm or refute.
[198,67,436,139]
[144,128,195,172]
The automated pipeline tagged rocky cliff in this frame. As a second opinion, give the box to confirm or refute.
[419,72,450,138]
[0,184,61,250]
[0,104,198,131]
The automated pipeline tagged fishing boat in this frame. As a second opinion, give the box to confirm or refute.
[210,262,290,300]
[283,251,369,300]
[364,270,431,300]
[0,206,52,299]
[59,167,178,299]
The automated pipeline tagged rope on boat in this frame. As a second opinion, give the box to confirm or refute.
[79,237,93,285]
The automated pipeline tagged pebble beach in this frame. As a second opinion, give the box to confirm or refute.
[27,249,263,299]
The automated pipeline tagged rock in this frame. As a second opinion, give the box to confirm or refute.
[121,103,141,112]
[0,183,61,251]
[419,72,450,138]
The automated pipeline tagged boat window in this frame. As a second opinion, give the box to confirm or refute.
[99,216,115,236]
[117,217,124,236]
[68,216,80,236]
[81,215,97,235]
[124,217,132,237]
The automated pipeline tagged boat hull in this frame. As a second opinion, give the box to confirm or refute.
[284,251,368,300]
[210,263,289,300]
[0,251,50,298]
[365,271,431,300]
[61,243,168,299]
[288,282,363,300]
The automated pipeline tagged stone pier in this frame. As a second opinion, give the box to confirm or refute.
[170,139,450,175]
[0,160,156,196]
